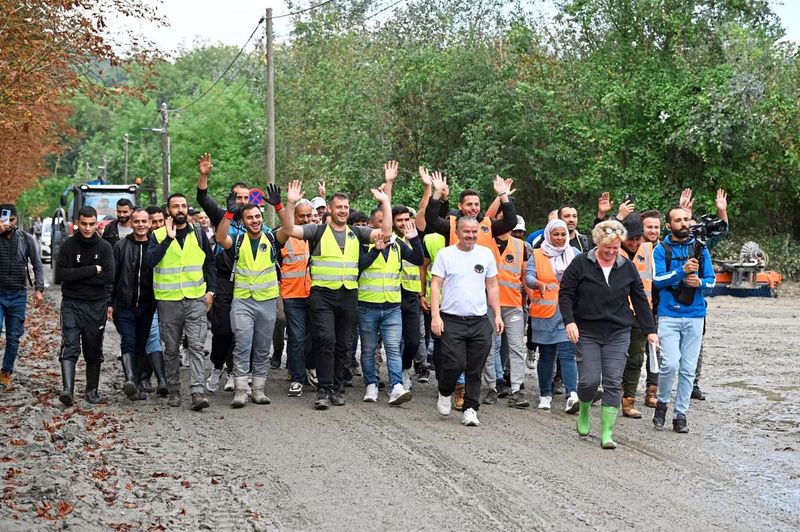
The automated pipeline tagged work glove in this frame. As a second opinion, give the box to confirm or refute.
[265,184,282,207]
[226,190,242,217]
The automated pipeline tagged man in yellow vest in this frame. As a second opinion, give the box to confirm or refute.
[280,170,394,410]
[145,193,216,410]
[215,198,286,408]
[619,215,655,418]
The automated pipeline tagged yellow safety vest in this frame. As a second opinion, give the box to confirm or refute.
[358,243,402,304]
[152,225,207,301]
[310,224,360,290]
[400,237,422,293]
[423,233,446,306]
[233,233,279,301]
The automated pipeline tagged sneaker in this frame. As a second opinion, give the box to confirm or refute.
[565,391,579,414]
[402,370,413,391]
[461,407,480,427]
[525,348,536,370]
[314,389,331,410]
[363,383,379,402]
[653,401,668,429]
[508,390,530,409]
[691,385,706,401]
[190,393,210,411]
[306,369,318,388]
[343,368,354,387]
[167,391,181,407]
[537,396,552,410]
[0,370,12,388]
[330,391,346,406]
[437,393,452,416]
[288,381,303,397]
[223,372,235,392]
[592,386,604,404]
[481,388,498,405]
[388,383,412,406]
[206,368,223,394]
[416,366,430,383]
[496,383,511,399]
[552,379,565,395]
[673,413,689,433]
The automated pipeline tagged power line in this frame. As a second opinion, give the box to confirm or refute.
[269,0,338,20]
[170,17,265,113]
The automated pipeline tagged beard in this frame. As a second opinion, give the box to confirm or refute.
[173,215,187,225]
[118,216,130,224]
[671,228,689,239]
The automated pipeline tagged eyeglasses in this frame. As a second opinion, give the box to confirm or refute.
[603,227,625,235]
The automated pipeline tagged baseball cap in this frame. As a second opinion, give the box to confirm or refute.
[310,197,326,210]
[622,215,644,238]
[513,215,525,232]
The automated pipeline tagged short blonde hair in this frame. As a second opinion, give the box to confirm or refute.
[592,220,627,246]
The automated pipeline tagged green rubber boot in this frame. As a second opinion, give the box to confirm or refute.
[576,400,591,436]
[600,405,619,450]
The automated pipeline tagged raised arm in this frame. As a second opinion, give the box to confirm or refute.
[278,180,305,242]
[214,191,241,250]
[415,167,432,231]
[368,187,393,243]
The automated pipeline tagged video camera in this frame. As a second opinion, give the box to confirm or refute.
[675,215,727,304]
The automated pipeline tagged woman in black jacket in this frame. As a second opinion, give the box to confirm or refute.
[558,220,658,449]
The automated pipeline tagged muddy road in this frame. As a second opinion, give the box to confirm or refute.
[1,281,799,530]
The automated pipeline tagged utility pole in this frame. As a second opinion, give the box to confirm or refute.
[265,8,275,226]
[160,102,171,201]
[123,133,129,183]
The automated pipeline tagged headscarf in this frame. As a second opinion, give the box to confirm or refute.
[540,219,575,277]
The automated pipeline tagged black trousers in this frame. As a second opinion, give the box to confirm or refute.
[400,288,421,370]
[59,297,107,364]
[436,313,493,411]
[309,287,358,392]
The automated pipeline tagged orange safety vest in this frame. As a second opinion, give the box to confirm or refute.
[491,236,524,308]
[629,241,653,308]
[528,248,560,319]
[280,237,311,299]
[448,215,494,248]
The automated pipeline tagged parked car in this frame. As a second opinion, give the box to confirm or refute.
[40,217,52,264]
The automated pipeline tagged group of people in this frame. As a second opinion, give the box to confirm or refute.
[0,154,730,448]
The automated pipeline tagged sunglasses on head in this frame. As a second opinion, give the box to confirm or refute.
[604,227,624,235]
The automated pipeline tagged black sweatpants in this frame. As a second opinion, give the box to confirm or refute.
[309,287,358,392]
[400,288,421,370]
[59,297,108,364]
[436,313,493,411]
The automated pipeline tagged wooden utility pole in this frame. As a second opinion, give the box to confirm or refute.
[123,133,129,183]
[160,102,171,201]
[265,8,275,226]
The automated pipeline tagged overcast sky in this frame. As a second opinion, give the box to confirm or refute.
[122,0,800,55]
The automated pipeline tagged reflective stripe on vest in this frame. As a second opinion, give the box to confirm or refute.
[491,236,524,308]
[529,248,559,318]
[358,243,402,303]
[629,241,653,309]
[280,237,311,299]
[448,215,494,249]
[310,224,360,290]
[152,225,207,301]
[233,233,279,301]
[423,233,446,305]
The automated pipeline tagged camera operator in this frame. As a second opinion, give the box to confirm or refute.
[651,207,716,434]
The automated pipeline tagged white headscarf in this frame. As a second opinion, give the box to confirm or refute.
[540,219,575,277]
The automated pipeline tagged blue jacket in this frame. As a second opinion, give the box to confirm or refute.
[653,235,715,318]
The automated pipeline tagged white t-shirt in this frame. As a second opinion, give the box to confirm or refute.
[601,264,612,285]
[431,245,497,317]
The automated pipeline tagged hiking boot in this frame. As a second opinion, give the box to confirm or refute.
[0,370,12,388]
[461,408,480,427]
[565,391,579,414]
[231,377,249,408]
[206,368,223,394]
[167,390,181,407]
[190,393,210,411]
[507,390,530,409]
[691,385,706,401]
[250,377,271,405]
[621,396,642,419]
[437,393,452,416]
[363,383,379,402]
[673,413,689,433]
[388,383,412,406]
[288,381,303,397]
[537,396,552,410]
[314,389,331,410]
[330,390,346,407]
[599,405,619,450]
[644,384,658,408]
[552,378,565,395]
[481,388,498,405]
[653,401,668,429]
[453,384,466,411]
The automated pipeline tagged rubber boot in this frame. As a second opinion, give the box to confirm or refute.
[231,377,249,408]
[576,400,591,436]
[250,377,271,405]
[59,360,76,406]
[120,352,138,399]
[139,356,154,393]
[85,363,103,404]
[599,405,619,450]
[148,351,170,397]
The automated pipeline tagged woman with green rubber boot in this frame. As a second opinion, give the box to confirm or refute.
[557,220,658,449]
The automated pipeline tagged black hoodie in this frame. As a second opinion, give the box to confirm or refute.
[55,232,114,301]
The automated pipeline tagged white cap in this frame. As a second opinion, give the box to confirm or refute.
[310,197,326,210]
[514,215,526,232]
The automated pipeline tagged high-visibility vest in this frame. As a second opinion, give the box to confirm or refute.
[448,215,494,248]
[399,237,422,293]
[528,248,559,318]
[233,233,279,301]
[280,237,310,299]
[310,224,360,290]
[358,243,402,304]
[491,236,524,308]
[152,225,207,301]
[630,241,653,308]
[423,233,446,305]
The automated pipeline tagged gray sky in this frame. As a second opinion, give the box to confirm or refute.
[123,0,800,54]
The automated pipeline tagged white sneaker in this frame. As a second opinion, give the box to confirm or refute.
[462,407,480,426]
[306,369,318,388]
[388,383,412,406]
[223,372,235,392]
[437,393,452,416]
[538,396,552,410]
[206,368,223,393]
[565,392,579,414]
[402,369,413,391]
[181,347,189,367]
[363,383,379,402]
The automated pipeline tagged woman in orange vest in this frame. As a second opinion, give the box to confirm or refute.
[525,219,580,413]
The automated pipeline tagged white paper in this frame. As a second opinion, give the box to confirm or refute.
[647,341,660,374]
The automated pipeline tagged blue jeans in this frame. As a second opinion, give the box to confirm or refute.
[146,311,161,354]
[359,304,402,387]
[113,301,156,359]
[537,342,578,396]
[1,291,27,373]
[657,316,704,415]
[284,298,314,382]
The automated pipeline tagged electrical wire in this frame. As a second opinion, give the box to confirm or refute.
[268,0,338,20]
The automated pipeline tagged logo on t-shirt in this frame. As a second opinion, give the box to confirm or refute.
[474,264,485,274]
[504,254,514,263]
[480,226,489,233]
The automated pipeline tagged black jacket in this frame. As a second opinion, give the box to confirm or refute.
[101,219,129,247]
[558,249,655,336]
[0,228,44,293]
[112,234,154,309]
[55,233,114,301]
[424,198,517,246]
